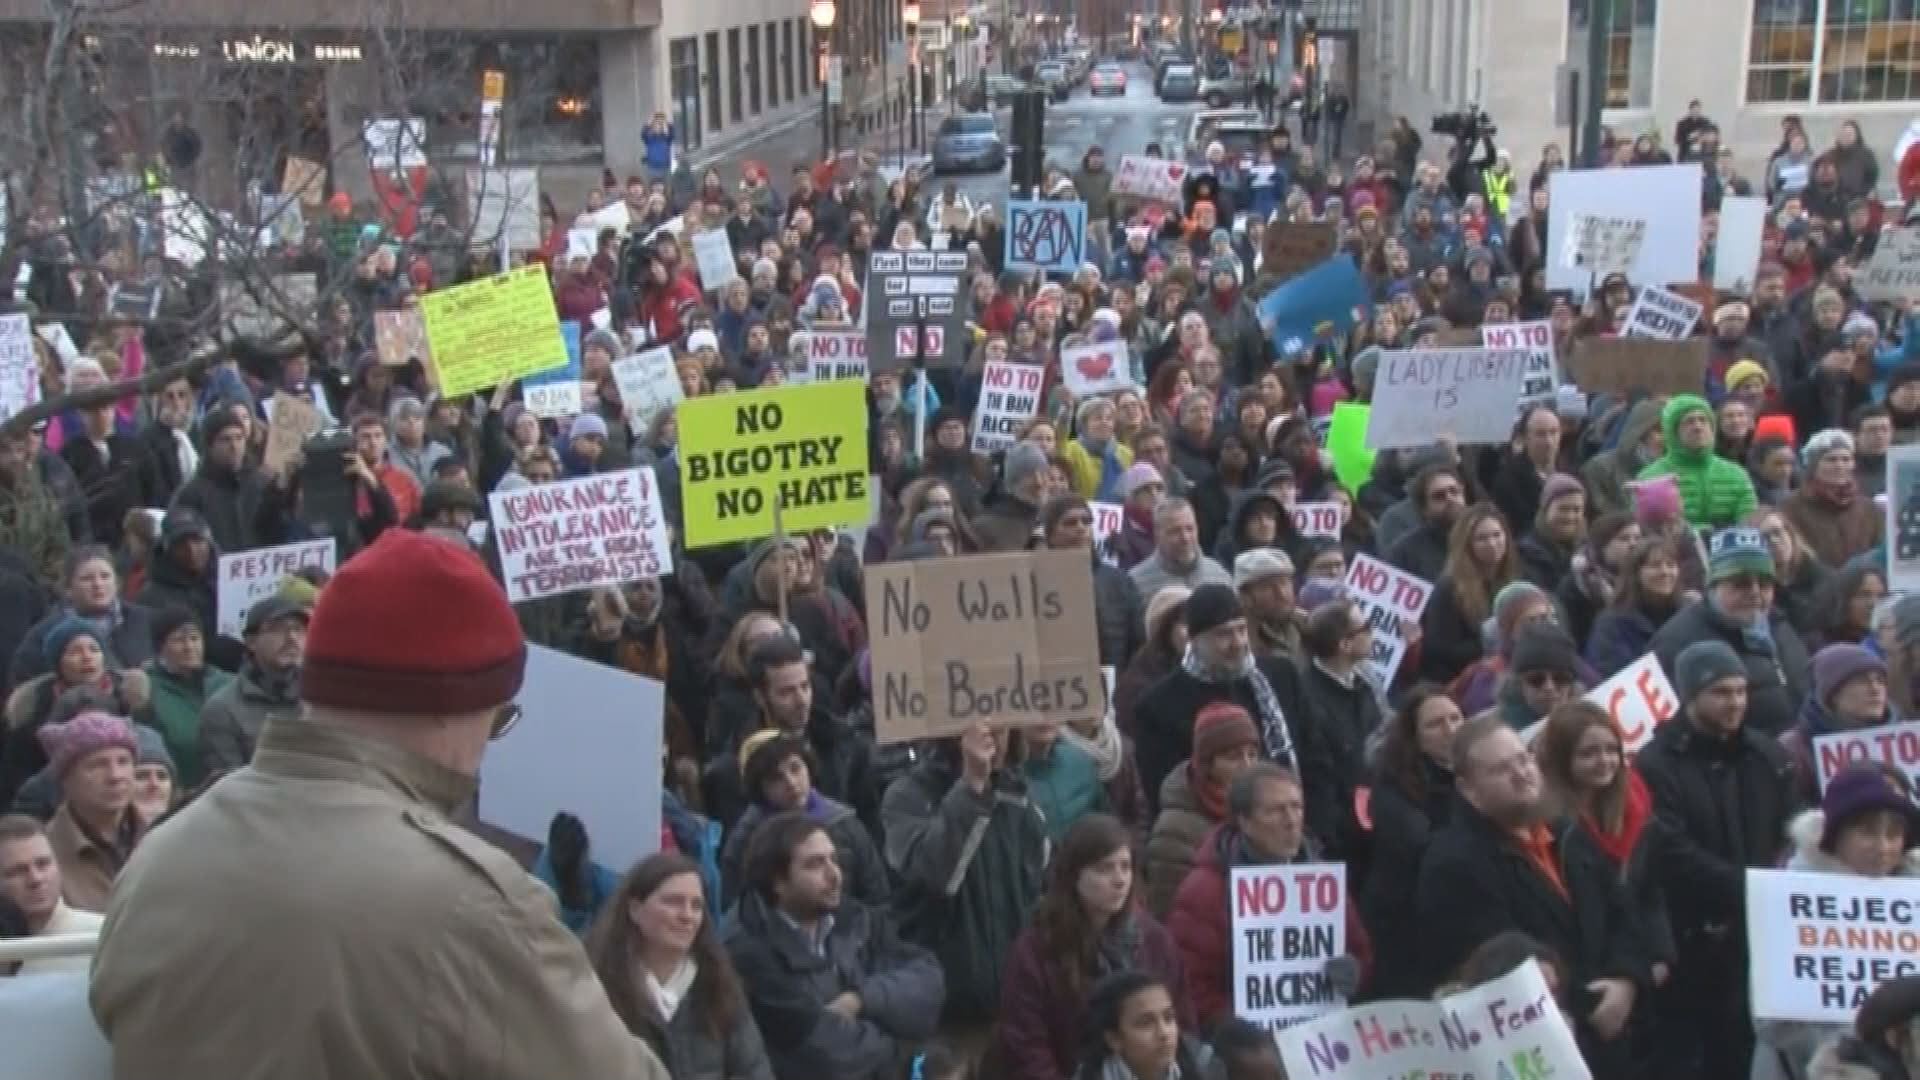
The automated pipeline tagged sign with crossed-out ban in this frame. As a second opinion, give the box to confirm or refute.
[1006,199,1087,275]
[865,250,968,374]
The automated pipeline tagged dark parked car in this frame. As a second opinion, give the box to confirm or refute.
[1158,63,1200,103]
[1034,60,1071,101]
[932,112,1006,174]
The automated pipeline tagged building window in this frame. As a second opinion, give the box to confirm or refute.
[748,26,762,114]
[705,32,722,133]
[671,36,702,152]
[766,22,781,107]
[728,28,743,123]
[1749,0,1920,104]
[795,20,808,96]
[1567,0,1656,109]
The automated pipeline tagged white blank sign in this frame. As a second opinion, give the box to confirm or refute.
[1548,164,1704,293]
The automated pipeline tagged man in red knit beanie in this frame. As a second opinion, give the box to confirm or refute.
[89,529,669,1080]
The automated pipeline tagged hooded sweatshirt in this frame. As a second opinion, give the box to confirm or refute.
[1636,394,1759,529]
[1582,398,1665,518]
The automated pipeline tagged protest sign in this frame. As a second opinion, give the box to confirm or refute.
[1716,195,1768,293]
[1091,501,1123,567]
[1584,652,1678,754]
[678,380,871,547]
[108,282,160,321]
[1111,155,1188,203]
[523,321,584,420]
[1567,337,1709,397]
[1482,319,1557,407]
[1258,256,1370,358]
[484,644,661,879]
[578,198,632,237]
[1231,863,1348,1030]
[1006,199,1087,274]
[805,331,869,383]
[613,347,683,431]
[373,309,430,367]
[216,538,336,638]
[1861,227,1920,306]
[1365,347,1528,450]
[466,167,542,251]
[35,322,77,369]
[1564,213,1647,278]
[419,265,569,398]
[1345,555,1431,691]
[1325,403,1375,496]
[866,548,1101,743]
[282,155,326,207]
[362,116,427,170]
[1061,339,1132,397]
[1548,164,1703,292]
[1262,222,1340,283]
[263,393,323,476]
[566,228,597,262]
[1889,445,1920,594]
[1291,501,1343,540]
[1812,720,1920,794]
[865,250,969,373]
[1623,284,1704,341]
[972,359,1046,454]
[1747,868,1920,1023]
[0,314,37,424]
[1277,960,1589,1080]
[488,468,674,603]
[692,228,739,291]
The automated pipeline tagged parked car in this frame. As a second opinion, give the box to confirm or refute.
[1174,107,1264,159]
[1158,63,1200,103]
[931,111,1007,174]
[1154,51,1195,90]
[1200,71,1254,107]
[986,74,1031,106]
[1034,60,1071,101]
[1088,62,1127,96]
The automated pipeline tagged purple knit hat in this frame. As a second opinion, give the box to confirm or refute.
[38,711,138,778]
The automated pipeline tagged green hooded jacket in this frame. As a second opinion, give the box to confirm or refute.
[1635,394,1758,528]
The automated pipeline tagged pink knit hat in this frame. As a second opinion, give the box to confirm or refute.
[37,711,138,778]
[1631,475,1683,526]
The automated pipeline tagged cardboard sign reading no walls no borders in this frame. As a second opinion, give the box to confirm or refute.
[865,548,1102,744]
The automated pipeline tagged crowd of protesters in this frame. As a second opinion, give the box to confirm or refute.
[7,62,1920,1080]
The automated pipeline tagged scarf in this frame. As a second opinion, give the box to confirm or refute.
[645,957,699,1021]
[1181,646,1297,771]
[1102,1053,1182,1080]
[1063,714,1125,782]
[1582,769,1653,866]
[1193,764,1228,820]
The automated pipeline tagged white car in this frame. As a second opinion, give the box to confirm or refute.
[1089,63,1127,96]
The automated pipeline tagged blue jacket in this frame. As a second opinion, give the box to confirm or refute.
[642,127,675,171]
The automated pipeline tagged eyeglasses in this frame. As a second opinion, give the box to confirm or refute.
[1522,671,1573,690]
[490,703,522,741]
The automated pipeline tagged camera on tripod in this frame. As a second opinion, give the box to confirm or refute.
[1431,107,1497,141]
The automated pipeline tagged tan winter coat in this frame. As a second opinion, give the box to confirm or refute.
[90,715,671,1080]
[1145,763,1220,917]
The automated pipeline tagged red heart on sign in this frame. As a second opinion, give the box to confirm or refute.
[1166,163,1186,183]
[1077,351,1113,380]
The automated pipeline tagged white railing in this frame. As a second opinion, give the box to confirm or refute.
[0,931,99,966]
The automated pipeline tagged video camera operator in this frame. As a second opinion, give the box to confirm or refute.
[1434,107,1498,203]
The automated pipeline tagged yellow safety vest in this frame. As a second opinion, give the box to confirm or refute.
[1482,168,1511,220]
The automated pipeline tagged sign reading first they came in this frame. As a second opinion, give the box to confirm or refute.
[866,548,1101,744]
[677,379,871,548]
[419,264,569,398]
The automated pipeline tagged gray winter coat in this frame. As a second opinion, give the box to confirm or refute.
[629,988,776,1080]
[198,663,302,774]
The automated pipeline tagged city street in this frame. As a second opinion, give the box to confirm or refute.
[935,61,1205,207]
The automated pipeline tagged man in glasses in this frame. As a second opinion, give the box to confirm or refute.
[91,529,669,1080]
[1493,623,1581,733]
[1042,493,1144,668]
[1385,462,1468,583]
[1649,525,1809,737]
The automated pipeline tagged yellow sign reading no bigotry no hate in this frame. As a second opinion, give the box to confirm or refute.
[677,380,871,548]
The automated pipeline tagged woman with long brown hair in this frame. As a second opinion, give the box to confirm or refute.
[1361,684,1464,999]
[1585,535,1687,678]
[585,853,773,1080]
[1418,503,1518,682]
[997,814,1191,1080]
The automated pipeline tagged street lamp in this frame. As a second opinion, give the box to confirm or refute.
[903,1,921,151]
[811,0,836,161]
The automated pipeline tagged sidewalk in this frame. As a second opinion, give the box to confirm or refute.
[686,95,929,189]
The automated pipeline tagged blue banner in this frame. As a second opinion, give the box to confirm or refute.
[525,320,583,388]
[1005,199,1087,275]
[1257,255,1371,359]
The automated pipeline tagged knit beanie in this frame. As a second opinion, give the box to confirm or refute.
[569,412,610,442]
[1707,527,1776,584]
[1724,359,1769,392]
[134,723,177,777]
[1675,640,1746,702]
[1491,582,1551,644]
[1509,623,1578,678]
[1005,442,1051,492]
[1122,462,1165,498]
[1192,703,1260,764]
[42,617,106,671]
[1297,579,1347,614]
[37,711,138,779]
[1819,764,1920,853]
[1631,475,1683,526]
[300,530,527,715]
[1539,474,1585,514]
[1802,428,1854,472]
[1185,584,1245,638]
[1843,311,1881,340]
[199,407,246,447]
[1813,643,1887,707]
[149,606,201,652]
[1145,585,1193,643]
[583,328,622,360]
[1350,346,1383,388]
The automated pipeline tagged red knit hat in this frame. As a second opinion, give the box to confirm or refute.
[300,530,526,715]
[1192,703,1259,764]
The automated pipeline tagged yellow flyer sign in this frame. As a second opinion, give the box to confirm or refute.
[679,380,871,547]
[419,265,568,397]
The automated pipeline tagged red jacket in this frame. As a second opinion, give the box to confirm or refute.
[1167,823,1373,1030]
[996,913,1193,1080]
[1901,142,1920,205]
[638,275,702,345]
